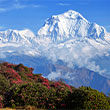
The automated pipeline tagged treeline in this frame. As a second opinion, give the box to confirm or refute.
[0,62,110,109]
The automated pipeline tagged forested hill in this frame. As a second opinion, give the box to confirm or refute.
[0,62,110,109]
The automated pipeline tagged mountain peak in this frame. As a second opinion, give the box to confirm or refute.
[50,10,88,22]
[38,10,109,42]
[63,10,81,17]
[0,29,36,45]
[63,10,88,22]
[37,10,89,41]
[67,9,78,13]
[19,29,36,38]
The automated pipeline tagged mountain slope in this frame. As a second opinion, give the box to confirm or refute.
[0,62,110,109]
[0,29,44,57]
[37,10,110,78]
[38,10,110,42]
[45,63,110,94]
[0,29,36,45]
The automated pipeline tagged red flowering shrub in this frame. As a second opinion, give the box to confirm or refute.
[65,84,72,92]
[61,103,66,107]
[0,62,110,110]
[26,73,33,77]
[4,83,50,108]
[51,82,61,88]
[11,80,23,84]
[29,67,34,73]
[38,76,50,89]
[42,82,50,89]
[4,68,23,84]
[0,96,3,108]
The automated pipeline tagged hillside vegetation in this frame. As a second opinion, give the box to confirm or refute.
[0,62,110,109]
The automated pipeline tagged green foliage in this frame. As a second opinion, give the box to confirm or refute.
[4,83,49,108]
[0,74,10,95]
[4,83,71,109]
[0,62,110,109]
[63,86,110,109]
[64,88,87,109]
[80,86,110,109]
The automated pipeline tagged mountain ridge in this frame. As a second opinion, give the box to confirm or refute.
[38,10,110,42]
[0,29,36,45]
[0,10,110,93]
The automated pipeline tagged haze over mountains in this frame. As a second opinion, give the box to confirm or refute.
[0,10,110,94]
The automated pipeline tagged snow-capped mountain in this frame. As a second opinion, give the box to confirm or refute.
[37,10,110,77]
[1,10,110,74]
[0,29,37,46]
[1,10,110,94]
[0,29,43,57]
[38,10,110,42]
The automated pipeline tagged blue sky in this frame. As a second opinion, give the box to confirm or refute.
[0,0,110,34]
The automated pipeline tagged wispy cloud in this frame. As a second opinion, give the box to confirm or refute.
[0,0,41,12]
[13,3,27,9]
[0,26,5,30]
[57,3,71,6]
[0,8,7,12]
[32,5,41,8]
